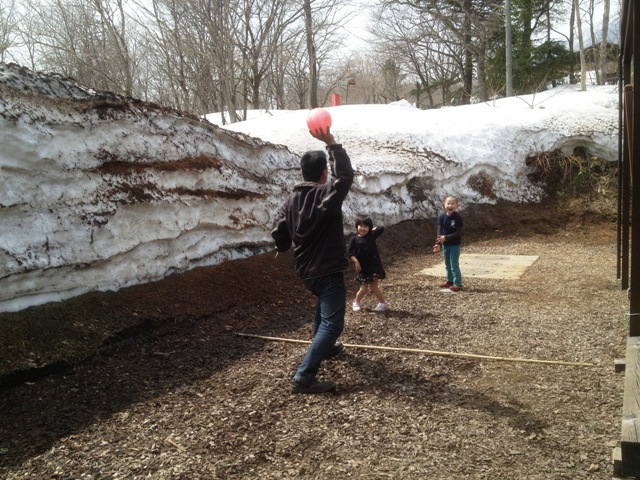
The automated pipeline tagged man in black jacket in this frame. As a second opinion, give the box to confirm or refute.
[271,128,354,393]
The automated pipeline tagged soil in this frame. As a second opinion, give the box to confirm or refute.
[0,194,630,480]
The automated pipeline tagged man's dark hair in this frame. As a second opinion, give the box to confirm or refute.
[300,150,328,182]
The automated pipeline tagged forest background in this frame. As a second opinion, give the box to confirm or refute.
[0,0,618,122]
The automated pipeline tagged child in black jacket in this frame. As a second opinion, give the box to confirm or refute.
[347,217,388,312]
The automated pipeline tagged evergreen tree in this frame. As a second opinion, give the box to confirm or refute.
[485,0,571,95]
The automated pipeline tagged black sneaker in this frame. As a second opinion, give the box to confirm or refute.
[291,378,336,394]
[325,341,344,359]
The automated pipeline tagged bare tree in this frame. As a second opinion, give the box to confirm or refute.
[10,0,357,115]
[599,0,610,84]
[280,29,349,109]
[574,0,587,90]
[23,0,141,97]
[14,5,40,68]
[303,0,318,108]
[92,0,136,96]
[132,0,201,110]
[300,0,356,109]
[240,0,304,111]
[284,40,311,108]
[369,0,483,106]
[186,0,240,122]
[0,0,19,63]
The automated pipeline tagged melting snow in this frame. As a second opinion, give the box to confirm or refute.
[0,63,619,312]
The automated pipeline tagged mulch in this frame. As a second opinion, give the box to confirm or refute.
[0,198,630,479]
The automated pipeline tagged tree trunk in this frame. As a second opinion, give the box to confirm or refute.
[569,0,576,84]
[475,49,488,102]
[599,0,610,85]
[574,0,587,91]
[461,0,472,105]
[303,0,318,108]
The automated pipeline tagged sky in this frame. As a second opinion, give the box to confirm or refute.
[0,62,619,312]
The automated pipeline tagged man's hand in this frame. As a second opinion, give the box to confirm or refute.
[309,127,336,145]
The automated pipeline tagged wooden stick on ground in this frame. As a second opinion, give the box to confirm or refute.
[165,436,187,452]
[236,333,595,367]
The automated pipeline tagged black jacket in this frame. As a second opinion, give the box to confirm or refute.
[437,211,463,246]
[271,144,354,279]
[347,227,385,277]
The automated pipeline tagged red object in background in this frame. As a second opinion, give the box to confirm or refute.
[331,94,340,106]
[306,108,332,132]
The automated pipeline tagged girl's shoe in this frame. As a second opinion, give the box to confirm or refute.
[449,285,462,292]
[374,303,388,312]
[439,281,453,288]
[352,301,361,311]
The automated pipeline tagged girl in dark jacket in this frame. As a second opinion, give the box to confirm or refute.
[347,217,388,312]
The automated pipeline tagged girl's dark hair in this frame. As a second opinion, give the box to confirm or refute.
[355,217,374,230]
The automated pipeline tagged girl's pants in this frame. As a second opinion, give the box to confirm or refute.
[442,244,462,287]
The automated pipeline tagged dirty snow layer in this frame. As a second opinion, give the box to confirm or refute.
[0,63,619,312]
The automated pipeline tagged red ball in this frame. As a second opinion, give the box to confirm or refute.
[306,108,332,132]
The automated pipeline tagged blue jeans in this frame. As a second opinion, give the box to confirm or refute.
[442,244,462,287]
[294,272,346,383]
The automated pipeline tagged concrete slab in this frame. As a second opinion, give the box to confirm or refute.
[419,254,539,280]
